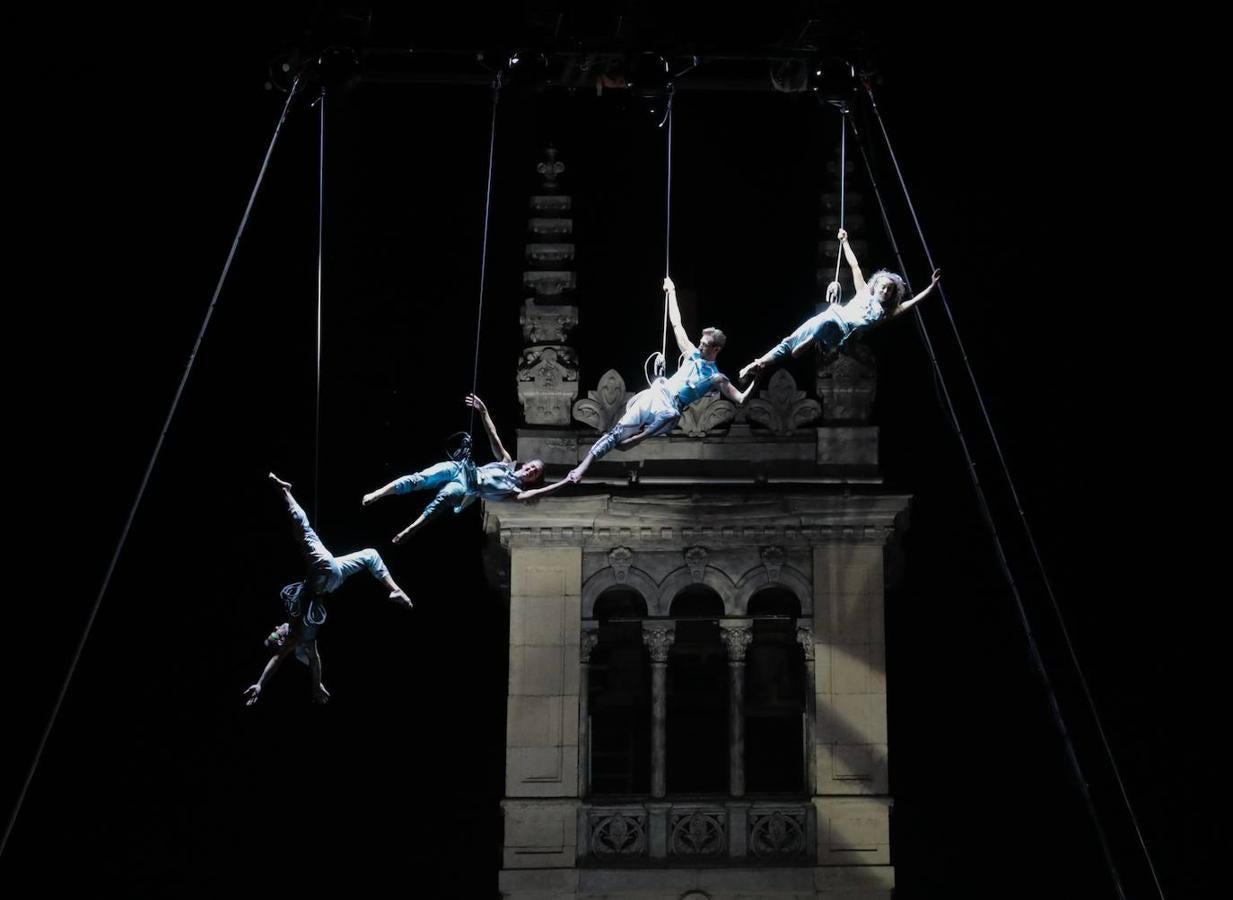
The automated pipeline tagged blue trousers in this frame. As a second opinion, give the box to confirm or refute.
[769,308,852,361]
[391,460,474,520]
[589,380,680,460]
[284,489,390,595]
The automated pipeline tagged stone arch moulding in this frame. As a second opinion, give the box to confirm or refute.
[654,566,738,617]
[732,565,814,617]
[582,567,659,619]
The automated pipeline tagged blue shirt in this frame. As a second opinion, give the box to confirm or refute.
[475,460,523,501]
[665,349,724,409]
[832,291,885,332]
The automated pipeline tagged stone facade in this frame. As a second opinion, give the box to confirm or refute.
[492,146,902,899]
[487,488,906,899]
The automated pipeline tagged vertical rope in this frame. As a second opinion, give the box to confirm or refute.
[661,86,675,362]
[314,88,325,520]
[467,75,502,438]
[0,76,305,860]
[832,103,847,286]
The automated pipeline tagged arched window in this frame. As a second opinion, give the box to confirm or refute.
[745,588,806,793]
[589,588,650,795]
[667,586,727,794]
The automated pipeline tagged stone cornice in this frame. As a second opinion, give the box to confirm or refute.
[483,490,910,549]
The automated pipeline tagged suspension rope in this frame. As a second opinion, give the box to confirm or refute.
[466,73,502,440]
[862,80,1161,900]
[661,85,675,363]
[849,91,1131,900]
[314,88,325,519]
[0,76,306,860]
[833,102,847,286]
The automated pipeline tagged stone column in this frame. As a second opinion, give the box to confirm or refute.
[797,619,817,795]
[579,623,600,797]
[720,620,754,797]
[642,622,675,799]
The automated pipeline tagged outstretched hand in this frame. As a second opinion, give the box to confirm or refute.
[243,684,262,707]
[312,684,331,705]
[930,268,942,285]
[739,359,764,383]
[465,393,487,414]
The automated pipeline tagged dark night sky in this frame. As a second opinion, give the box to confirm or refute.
[4,4,1209,898]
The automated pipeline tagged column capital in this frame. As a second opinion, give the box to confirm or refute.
[719,620,754,662]
[581,623,600,663]
[641,622,676,663]
[795,620,815,661]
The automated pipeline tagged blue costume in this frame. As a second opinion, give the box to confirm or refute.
[280,488,391,647]
[589,349,727,459]
[389,459,523,523]
[768,292,885,362]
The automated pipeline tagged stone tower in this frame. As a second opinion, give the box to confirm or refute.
[488,149,906,900]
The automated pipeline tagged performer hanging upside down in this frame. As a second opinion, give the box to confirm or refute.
[244,473,411,707]
[363,394,569,544]
[563,276,757,485]
[739,229,942,382]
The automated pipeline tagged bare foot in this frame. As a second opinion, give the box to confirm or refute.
[269,472,293,490]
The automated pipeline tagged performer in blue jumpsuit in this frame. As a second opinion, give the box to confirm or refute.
[564,276,757,485]
[243,473,411,706]
[363,395,568,544]
[740,229,941,382]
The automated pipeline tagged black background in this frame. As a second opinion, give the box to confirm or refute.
[4,4,1207,898]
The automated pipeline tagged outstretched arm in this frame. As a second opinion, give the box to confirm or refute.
[244,640,298,706]
[516,478,574,501]
[837,229,866,295]
[718,375,758,407]
[665,277,694,358]
[466,394,511,463]
[891,269,942,318]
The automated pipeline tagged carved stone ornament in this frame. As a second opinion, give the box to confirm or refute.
[608,546,634,583]
[517,346,580,425]
[524,243,576,267]
[520,298,578,345]
[746,369,821,435]
[573,369,634,433]
[749,809,807,859]
[581,628,600,663]
[642,623,676,663]
[522,269,577,296]
[684,546,708,582]
[536,146,566,190]
[674,395,735,437]
[795,625,815,661]
[719,623,753,662]
[760,546,785,583]
[590,812,646,857]
[670,811,725,857]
